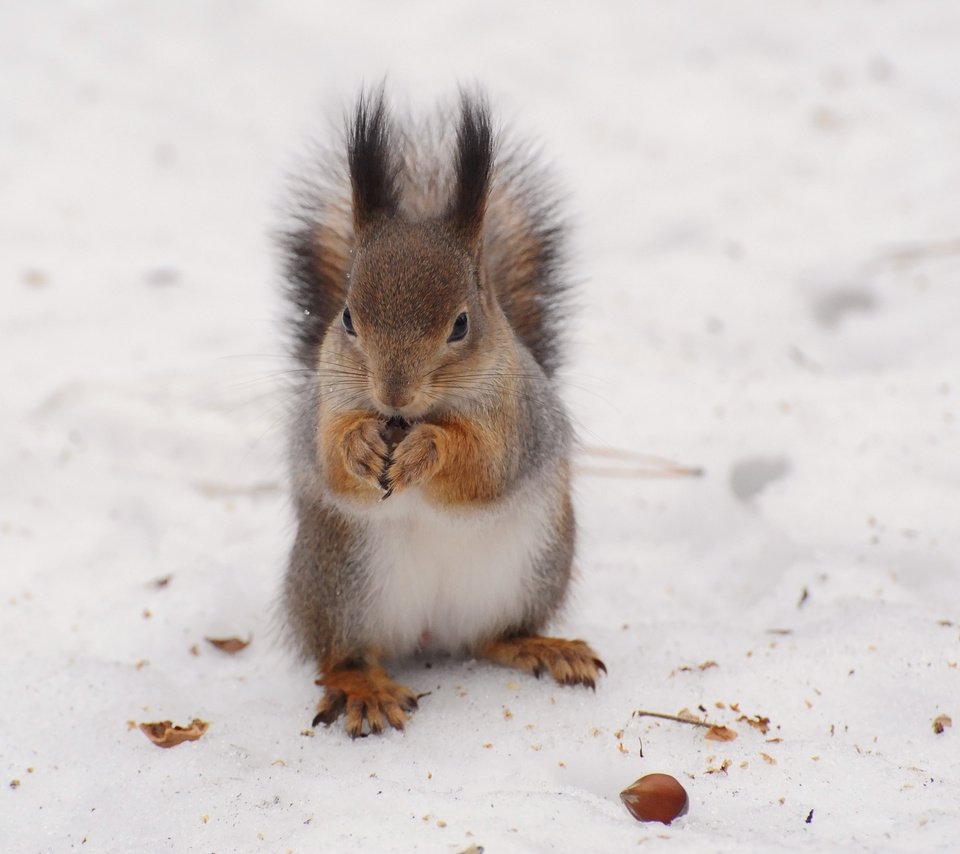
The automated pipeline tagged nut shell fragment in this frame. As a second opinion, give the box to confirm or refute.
[139,719,209,748]
[205,636,250,653]
[620,773,689,824]
[933,714,952,734]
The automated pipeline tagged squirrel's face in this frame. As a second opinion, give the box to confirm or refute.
[328,220,501,420]
[320,92,502,420]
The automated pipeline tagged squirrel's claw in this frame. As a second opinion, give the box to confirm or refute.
[312,689,347,728]
[341,416,391,494]
[383,423,442,496]
[313,664,420,737]
[481,636,607,690]
[346,697,385,738]
[343,695,411,738]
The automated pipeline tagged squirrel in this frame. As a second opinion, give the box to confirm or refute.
[279,88,605,737]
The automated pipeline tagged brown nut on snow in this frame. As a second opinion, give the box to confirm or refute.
[620,773,689,824]
[382,417,411,454]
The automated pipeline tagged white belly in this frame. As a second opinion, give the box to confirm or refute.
[359,485,551,656]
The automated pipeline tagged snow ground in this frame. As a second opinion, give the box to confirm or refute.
[2,1,959,851]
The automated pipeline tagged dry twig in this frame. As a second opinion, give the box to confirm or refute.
[578,446,704,479]
[631,709,713,729]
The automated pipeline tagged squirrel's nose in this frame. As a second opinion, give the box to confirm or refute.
[378,378,413,411]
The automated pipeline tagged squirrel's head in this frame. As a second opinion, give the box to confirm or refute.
[325,91,508,421]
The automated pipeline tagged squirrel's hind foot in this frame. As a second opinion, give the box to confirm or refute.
[313,658,419,738]
[481,635,606,690]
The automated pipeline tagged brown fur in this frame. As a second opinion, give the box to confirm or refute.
[318,410,388,503]
[308,221,352,321]
[394,416,509,507]
[282,500,363,662]
[484,184,563,372]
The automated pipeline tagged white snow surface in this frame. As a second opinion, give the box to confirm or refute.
[2,2,959,851]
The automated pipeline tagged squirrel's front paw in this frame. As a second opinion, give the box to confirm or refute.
[340,416,389,492]
[385,423,443,495]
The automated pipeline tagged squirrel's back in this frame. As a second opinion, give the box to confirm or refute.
[281,92,569,377]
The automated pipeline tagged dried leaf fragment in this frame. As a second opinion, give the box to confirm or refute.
[738,714,771,734]
[139,719,209,748]
[705,725,738,742]
[933,714,952,734]
[205,636,251,653]
[706,759,731,775]
[761,752,777,765]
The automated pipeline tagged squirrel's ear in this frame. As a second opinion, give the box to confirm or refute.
[448,93,493,255]
[348,88,399,237]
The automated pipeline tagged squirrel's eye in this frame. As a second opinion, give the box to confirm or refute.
[342,306,356,336]
[448,312,469,342]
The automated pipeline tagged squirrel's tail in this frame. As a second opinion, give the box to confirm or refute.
[480,104,570,379]
[279,91,387,371]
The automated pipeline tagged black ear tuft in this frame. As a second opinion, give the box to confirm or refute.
[348,88,399,235]
[448,92,494,252]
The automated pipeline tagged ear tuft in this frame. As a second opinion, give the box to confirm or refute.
[348,87,399,235]
[448,92,494,253]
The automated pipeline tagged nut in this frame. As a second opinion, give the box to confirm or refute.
[382,417,411,454]
[620,773,688,824]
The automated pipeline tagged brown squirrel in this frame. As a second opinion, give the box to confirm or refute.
[279,89,604,737]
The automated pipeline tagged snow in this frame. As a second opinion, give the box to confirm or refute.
[2,1,959,851]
